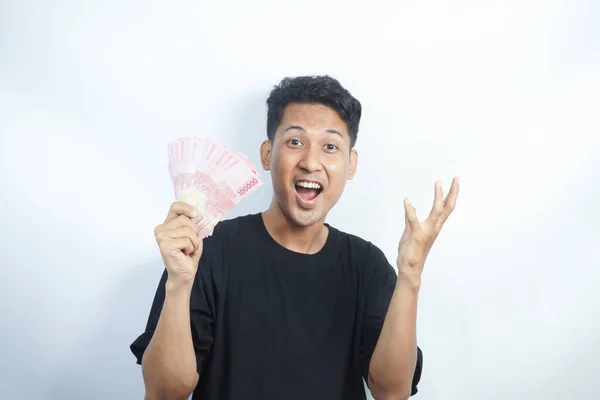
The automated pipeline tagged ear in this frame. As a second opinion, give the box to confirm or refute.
[260,140,272,171]
[348,149,358,180]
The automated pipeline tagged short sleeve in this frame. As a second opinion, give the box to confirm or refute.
[129,254,216,376]
[360,244,423,396]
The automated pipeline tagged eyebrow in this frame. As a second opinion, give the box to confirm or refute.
[284,126,344,138]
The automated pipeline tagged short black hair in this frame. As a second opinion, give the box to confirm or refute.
[266,75,362,148]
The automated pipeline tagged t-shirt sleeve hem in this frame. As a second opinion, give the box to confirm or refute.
[130,331,154,365]
[410,346,424,396]
[130,330,207,375]
[363,345,423,396]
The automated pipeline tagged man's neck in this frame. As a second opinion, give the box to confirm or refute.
[261,202,329,255]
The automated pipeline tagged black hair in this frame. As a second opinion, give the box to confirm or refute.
[266,75,362,148]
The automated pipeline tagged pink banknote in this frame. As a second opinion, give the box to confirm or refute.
[168,137,263,238]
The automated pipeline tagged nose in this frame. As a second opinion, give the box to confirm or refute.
[298,146,322,173]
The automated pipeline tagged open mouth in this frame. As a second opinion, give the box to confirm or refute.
[294,180,323,203]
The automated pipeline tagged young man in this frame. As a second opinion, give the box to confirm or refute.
[130,75,459,400]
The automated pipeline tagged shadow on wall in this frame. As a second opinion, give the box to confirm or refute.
[43,91,273,399]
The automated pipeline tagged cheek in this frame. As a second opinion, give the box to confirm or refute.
[271,152,294,180]
[326,161,339,172]
[324,159,349,183]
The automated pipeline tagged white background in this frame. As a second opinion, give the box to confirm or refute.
[1,1,599,399]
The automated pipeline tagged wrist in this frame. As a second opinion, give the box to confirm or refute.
[396,274,421,293]
[165,277,194,297]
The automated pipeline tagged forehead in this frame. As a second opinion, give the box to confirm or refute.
[279,103,349,137]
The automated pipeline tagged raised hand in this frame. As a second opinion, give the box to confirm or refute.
[154,201,203,287]
[396,177,460,287]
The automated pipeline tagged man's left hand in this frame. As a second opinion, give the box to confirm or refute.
[396,177,460,287]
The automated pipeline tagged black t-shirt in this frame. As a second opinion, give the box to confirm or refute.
[131,213,423,399]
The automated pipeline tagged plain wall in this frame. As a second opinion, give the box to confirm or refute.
[1,0,599,399]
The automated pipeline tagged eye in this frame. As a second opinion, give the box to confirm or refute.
[324,144,338,151]
[288,139,302,146]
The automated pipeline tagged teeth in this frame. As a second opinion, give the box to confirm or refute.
[296,181,322,190]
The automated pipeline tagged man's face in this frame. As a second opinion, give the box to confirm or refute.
[260,103,358,227]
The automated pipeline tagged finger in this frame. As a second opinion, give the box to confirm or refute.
[404,198,421,233]
[161,226,200,254]
[156,214,199,236]
[403,208,413,233]
[156,220,199,253]
[159,238,195,256]
[440,176,460,224]
[427,180,444,222]
[164,201,198,223]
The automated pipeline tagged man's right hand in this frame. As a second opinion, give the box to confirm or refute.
[154,201,203,287]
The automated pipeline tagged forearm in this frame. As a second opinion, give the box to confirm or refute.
[368,278,419,400]
[142,280,199,400]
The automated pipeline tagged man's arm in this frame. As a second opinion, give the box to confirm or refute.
[368,178,459,399]
[142,280,199,400]
[367,279,419,400]
[136,202,206,400]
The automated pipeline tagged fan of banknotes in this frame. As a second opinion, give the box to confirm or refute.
[168,137,263,239]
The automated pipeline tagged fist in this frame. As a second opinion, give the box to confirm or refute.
[154,201,203,287]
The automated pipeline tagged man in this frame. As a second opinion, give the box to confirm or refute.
[130,75,459,400]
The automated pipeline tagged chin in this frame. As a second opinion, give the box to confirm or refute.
[286,207,326,227]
